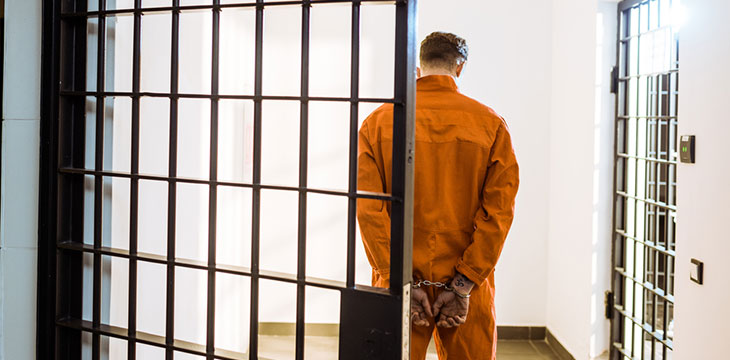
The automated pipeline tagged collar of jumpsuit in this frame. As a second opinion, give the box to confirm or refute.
[416,74,459,93]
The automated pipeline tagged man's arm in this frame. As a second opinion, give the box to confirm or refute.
[455,120,519,286]
[356,122,392,281]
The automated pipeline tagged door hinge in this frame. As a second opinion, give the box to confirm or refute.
[605,290,614,319]
[610,66,619,94]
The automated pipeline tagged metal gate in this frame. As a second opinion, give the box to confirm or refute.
[38,0,416,359]
[610,0,679,359]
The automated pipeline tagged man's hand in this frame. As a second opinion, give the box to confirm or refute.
[432,291,469,328]
[411,287,433,327]
[432,272,474,328]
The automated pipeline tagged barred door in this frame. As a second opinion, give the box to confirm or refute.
[610,0,679,359]
[38,1,417,359]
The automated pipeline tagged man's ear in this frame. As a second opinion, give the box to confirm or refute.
[455,62,466,77]
[417,67,422,78]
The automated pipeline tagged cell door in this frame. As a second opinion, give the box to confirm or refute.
[610,0,679,359]
[38,0,417,359]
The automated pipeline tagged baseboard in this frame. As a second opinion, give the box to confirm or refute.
[546,328,576,360]
[258,322,575,360]
[497,325,546,340]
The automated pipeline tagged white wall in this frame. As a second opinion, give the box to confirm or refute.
[674,0,730,358]
[0,0,41,359]
[545,0,617,359]
[418,0,552,327]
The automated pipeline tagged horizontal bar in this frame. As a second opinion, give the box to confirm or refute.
[619,25,673,42]
[611,342,636,360]
[56,318,251,360]
[618,68,678,80]
[59,90,401,105]
[57,241,347,292]
[613,305,674,349]
[616,191,677,211]
[57,167,398,202]
[615,230,676,257]
[618,0,646,12]
[617,153,677,165]
[60,0,397,18]
[617,115,677,120]
[614,266,674,303]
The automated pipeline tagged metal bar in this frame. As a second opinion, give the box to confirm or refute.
[249,1,264,358]
[128,0,142,358]
[38,0,66,356]
[206,1,221,358]
[630,6,642,355]
[616,191,676,212]
[616,230,675,257]
[60,0,398,17]
[295,2,311,360]
[613,305,673,349]
[58,240,355,292]
[618,68,678,80]
[58,90,400,104]
[617,116,677,120]
[57,168,398,201]
[389,0,415,294]
[92,0,107,357]
[610,6,626,359]
[345,0,360,289]
[165,0,181,358]
[56,318,248,360]
[619,0,648,12]
[617,153,675,165]
[619,25,672,42]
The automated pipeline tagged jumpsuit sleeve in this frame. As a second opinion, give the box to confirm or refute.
[356,121,392,281]
[455,121,520,286]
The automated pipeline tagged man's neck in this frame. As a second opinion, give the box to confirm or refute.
[419,69,457,78]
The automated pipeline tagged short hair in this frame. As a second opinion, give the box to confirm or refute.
[419,31,469,71]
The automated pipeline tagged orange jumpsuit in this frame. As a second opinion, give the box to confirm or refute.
[357,75,519,360]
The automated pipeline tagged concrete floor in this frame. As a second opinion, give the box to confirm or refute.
[258,335,568,359]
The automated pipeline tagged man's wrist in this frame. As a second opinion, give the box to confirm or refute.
[451,272,475,294]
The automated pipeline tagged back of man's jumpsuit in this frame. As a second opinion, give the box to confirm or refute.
[357,74,519,360]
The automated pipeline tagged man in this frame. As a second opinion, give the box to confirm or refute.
[357,32,519,359]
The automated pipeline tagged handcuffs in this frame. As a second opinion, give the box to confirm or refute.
[413,279,471,298]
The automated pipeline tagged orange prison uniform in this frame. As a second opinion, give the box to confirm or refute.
[357,75,519,360]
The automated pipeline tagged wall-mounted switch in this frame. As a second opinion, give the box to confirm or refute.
[680,135,695,163]
[690,258,703,285]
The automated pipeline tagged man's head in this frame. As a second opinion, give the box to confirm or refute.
[419,31,469,78]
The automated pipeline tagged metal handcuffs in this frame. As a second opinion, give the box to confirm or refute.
[412,279,471,298]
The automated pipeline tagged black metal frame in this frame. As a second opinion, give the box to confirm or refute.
[38,0,416,359]
[610,1,678,359]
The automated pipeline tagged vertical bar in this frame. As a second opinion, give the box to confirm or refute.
[207,1,221,358]
[610,8,626,359]
[165,1,181,358]
[93,1,107,358]
[249,1,264,358]
[295,2,310,360]
[345,0,360,289]
[128,0,142,358]
[631,6,641,357]
[390,0,415,293]
[392,2,416,358]
[38,0,64,356]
